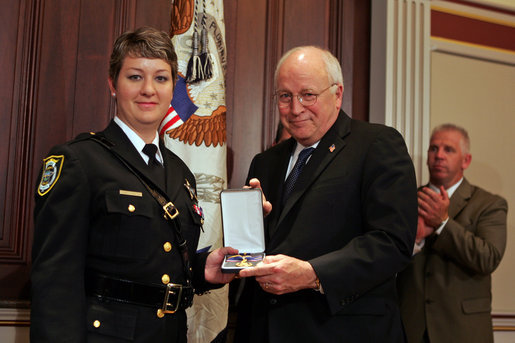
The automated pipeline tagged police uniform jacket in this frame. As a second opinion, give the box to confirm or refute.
[31,120,210,342]
[235,112,418,343]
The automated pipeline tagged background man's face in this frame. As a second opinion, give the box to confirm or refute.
[427,129,471,188]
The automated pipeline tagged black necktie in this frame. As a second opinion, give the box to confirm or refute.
[282,147,315,204]
[142,144,165,187]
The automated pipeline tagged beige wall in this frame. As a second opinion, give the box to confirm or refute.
[430,51,515,312]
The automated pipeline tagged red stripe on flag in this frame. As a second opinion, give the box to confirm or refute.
[159,107,181,136]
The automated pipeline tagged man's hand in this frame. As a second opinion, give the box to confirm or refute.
[246,178,272,216]
[238,254,318,295]
[415,215,434,243]
[205,246,239,284]
[417,186,450,228]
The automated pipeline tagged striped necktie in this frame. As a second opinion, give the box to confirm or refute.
[282,147,315,204]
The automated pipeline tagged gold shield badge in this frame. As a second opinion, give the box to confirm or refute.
[38,155,65,196]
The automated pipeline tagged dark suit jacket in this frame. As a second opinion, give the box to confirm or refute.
[31,120,209,342]
[397,178,508,343]
[235,112,418,343]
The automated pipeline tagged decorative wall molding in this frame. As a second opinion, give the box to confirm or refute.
[431,36,515,65]
[0,308,30,326]
[432,0,515,17]
[370,0,431,185]
[430,0,515,65]
[493,313,515,331]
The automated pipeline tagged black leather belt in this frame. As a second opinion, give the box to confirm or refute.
[86,273,194,313]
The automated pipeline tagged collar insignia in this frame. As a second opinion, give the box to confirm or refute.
[184,179,198,202]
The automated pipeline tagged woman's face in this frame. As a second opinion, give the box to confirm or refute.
[108,56,173,137]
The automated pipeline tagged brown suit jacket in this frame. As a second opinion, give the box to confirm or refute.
[397,178,508,343]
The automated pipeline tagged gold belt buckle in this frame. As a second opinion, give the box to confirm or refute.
[163,202,179,220]
[160,283,183,314]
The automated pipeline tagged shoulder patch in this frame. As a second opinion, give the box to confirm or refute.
[38,155,65,196]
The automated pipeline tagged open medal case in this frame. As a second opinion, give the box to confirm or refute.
[220,188,265,273]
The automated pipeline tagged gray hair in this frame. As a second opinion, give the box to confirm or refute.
[274,46,343,91]
[432,123,471,154]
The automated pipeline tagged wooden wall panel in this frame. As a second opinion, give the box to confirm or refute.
[135,0,171,31]
[73,0,119,136]
[340,0,371,120]
[283,0,330,50]
[224,0,269,189]
[0,0,22,255]
[33,0,82,162]
[0,0,42,302]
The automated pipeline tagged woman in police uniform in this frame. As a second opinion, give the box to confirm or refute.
[30,26,236,342]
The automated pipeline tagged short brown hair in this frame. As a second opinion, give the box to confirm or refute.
[109,26,178,87]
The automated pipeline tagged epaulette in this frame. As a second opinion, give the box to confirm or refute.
[72,131,97,142]
[71,132,115,148]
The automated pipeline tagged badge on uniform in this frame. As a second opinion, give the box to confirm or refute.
[184,179,198,202]
[184,179,204,225]
[193,204,204,221]
[38,155,65,196]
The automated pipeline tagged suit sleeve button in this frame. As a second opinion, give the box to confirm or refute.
[93,320,101,328]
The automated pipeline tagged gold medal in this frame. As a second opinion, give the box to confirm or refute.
[235,256,253,267]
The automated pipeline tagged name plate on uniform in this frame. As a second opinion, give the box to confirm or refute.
[220,188,265,273]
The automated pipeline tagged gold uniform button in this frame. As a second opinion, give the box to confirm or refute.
[161,274,170,284]
[128,204,136,212]
[163,242,172,252]
[157,309,165,318]
[93,320,101,328]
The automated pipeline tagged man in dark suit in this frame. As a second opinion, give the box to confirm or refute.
[397,124,508,343]
[234,46,418,342]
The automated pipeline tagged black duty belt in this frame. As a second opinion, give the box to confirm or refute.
[86,274,194,314]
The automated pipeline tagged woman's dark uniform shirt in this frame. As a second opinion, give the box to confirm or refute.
[31,120,209,342]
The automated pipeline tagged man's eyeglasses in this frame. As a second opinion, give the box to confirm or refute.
[275,84,337,108]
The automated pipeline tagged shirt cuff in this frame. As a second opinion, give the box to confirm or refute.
[435,217,449,235]
[413,239,425,255]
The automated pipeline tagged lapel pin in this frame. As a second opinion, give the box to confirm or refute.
[329,144,335,152]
